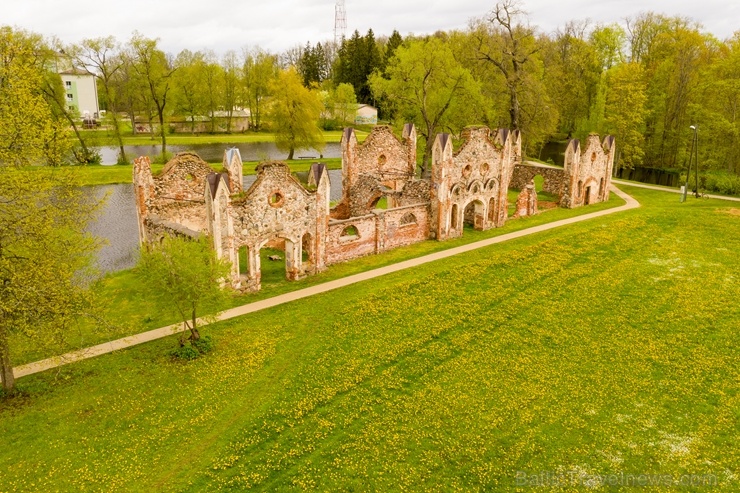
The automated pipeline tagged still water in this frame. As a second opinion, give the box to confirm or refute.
[88,170,344,273]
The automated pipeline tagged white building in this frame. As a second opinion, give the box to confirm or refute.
[355,104,378,125]
[59,68,100,119]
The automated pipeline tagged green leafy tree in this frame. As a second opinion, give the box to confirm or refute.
[222,50,240,133]
[137,235,230,347]
[0,27,69,166]
[200,51,224,133]
[0,166,101,392]
[72,36,128,163]
[127,33,176,157]
[590,24,626,70]
[370,36,482,175]
[321,82,357,129]
[41,55,100,165]
[604,62,648,170]
[268,67,325,159]
[241,48,278,131]
[542,21,601,137]
[691,34,740,173]
[172,49,208,134]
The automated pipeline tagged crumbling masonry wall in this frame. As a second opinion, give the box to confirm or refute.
[133,153,217,243]
[335,124,417,218]
[430,127,518,241]
[509,165,568,196]
[325,203,430,265]
[222,161,330,290]
[134,127,615,293]
[561,134,615,208]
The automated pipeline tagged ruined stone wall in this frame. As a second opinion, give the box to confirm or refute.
[325,203,430,265]
[510,165,567,195]
[561,134,615,208]
[396,180,431,207]
[133,153,213,244]
[513,182,538,218]
[431,127,516,240]
[380,204,430,251]
[144,216,202,241]
[338,125,417,218]
[223,148,243,194]
[225,161,330,288]
[326,215,378,265]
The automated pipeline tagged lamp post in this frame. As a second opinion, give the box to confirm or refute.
[684,125,699,200]
[689,125,699,198]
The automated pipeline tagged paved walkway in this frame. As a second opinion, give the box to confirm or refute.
[611,179,740,202]
[14,186,640,380]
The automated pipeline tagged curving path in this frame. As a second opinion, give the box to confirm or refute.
[14,185,640,380]
[611,179,740,202]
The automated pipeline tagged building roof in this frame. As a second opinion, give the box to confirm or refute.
[59,68,92,76]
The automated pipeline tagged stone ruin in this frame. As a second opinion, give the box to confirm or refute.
[133,127,614,292]
[509,133,615,208]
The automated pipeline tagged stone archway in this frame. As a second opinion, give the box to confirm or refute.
[463,200,485,231]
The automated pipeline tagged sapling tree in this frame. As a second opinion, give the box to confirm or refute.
[137,235,231,353]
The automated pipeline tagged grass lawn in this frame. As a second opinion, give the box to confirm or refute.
[2,187,739,491]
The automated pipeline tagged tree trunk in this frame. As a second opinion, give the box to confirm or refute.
[190,307,200,341]
[421,136,434,179]
[0,324,15,393]
[509,85,521,130]
[287,148,295,160]
[158,106,167,157]
[110,111,127,164]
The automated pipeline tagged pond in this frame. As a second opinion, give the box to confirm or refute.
[96,142,342,164]
[88,170,345,274]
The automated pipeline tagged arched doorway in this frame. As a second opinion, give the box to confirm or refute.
[464,200,485,230]
[450,203,459,231]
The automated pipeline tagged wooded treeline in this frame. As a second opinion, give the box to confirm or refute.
[3,1,740,176]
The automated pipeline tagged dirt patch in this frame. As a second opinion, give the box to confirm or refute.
[718,208,740,216]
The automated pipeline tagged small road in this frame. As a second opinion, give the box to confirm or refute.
[14,185,640,380]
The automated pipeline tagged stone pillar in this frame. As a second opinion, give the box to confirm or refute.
[284,239,303,281]
[514,181,538,218]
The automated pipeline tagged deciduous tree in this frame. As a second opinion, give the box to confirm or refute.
[72,36,127,163]
[0,27,69,167]
[241,48,278,131]
[127,33,176,158]
[268,68,325,159]
[137,235,230,347]
[0,166,101,392]
[370,36,481,175]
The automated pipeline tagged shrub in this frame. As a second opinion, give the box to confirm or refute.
[170,335,214,361]
[703,172,740,196]
[191,335,214,354]
[171,344,199,361]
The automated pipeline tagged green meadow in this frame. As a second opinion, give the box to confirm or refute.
[1,186,738,492]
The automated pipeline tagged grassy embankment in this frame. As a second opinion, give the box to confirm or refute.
[2,186,738,491]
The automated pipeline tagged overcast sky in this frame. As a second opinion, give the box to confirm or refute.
[5,0,738,55]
